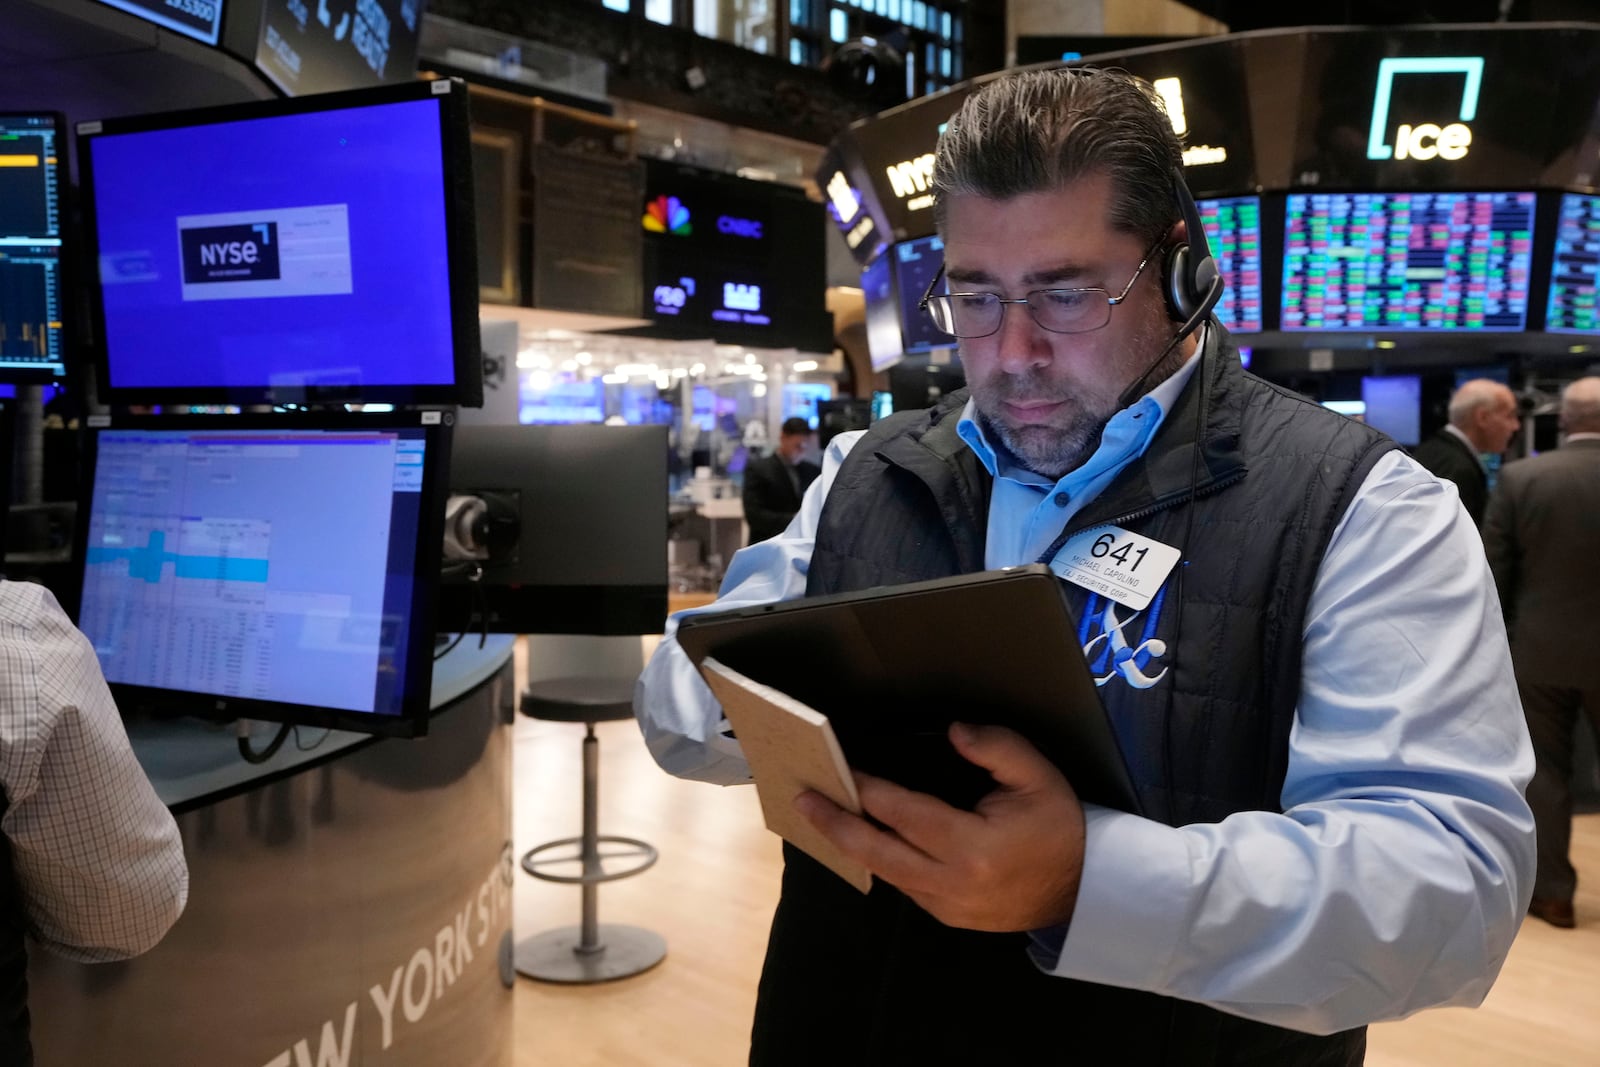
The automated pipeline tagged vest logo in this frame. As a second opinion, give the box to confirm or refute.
[179,222,280,284]
[643,195,691,235]
[1366,56,1483,162]
[1079,587,1170,690]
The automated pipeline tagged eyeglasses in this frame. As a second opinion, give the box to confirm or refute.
[918,241,1163,339]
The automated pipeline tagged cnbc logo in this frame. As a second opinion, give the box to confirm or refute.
[643,195,691,235]
[1366,56,1484,162]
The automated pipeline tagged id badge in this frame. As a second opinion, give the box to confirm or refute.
[1048,524,1182,611]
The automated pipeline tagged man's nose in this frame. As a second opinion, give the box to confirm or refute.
[993,300,1052,373]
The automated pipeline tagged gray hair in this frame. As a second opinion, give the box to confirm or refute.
[1560,376,1600,433]
[931,67,1185,245]
[1448,379,1514,428]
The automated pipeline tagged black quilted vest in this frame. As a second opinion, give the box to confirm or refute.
[749,331,1395,1066]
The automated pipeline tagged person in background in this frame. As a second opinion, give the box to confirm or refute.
[1483,376,1600,929]
[1409,378,1521,525]
[741,416,820,544]
[635,66,1533,1065]
[0,578,188,1065]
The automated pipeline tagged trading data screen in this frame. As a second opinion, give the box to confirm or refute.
[1197,195,1262,332]
[78,425,431,719]
[1282,191,1535,331]
[0,115,65,379]
[1546,193,1600,333]
[895,236,949,353]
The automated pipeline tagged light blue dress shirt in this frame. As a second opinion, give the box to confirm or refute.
[634,355,1535,1036]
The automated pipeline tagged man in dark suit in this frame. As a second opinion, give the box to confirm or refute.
[742,417,820,544]
[1484,377,1600,929]
[1410,379,1521,526]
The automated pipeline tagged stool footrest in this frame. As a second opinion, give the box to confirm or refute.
[520,836,659,885]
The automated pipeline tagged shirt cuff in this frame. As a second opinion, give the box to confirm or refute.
[1035,806,1192,990]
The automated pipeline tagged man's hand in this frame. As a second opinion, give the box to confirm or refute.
[794,722,1086,932]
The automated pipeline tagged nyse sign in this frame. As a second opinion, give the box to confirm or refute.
[1366,56,1483,162]
[885,153,936,211]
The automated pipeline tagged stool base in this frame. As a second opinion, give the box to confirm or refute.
[514,924,667,984]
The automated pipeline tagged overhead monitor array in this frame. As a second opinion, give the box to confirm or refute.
[1545,193,1600,334]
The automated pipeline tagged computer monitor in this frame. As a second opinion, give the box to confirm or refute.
[0,399,13,558]
[0,113,68,384]
[894,236,950,354]
[1196,195,1262,333]
[871,390,894,421]
[77,79,482,407]
[73,412,452,737]
[862,254,904,371]
[1281,191,1535,331]
[519,377,605,425]
[783,382,833,430]
[1545,192,1600,334]
[1361,375,1422,446]
[438,425,668,636]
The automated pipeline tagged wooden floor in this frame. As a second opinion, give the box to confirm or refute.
[507,642,1600,1067]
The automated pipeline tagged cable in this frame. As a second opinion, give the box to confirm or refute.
[435,562,483,659]
[237,720,293,764]
[293,725,333,752]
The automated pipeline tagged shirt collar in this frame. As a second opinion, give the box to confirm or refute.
[956,327,1206,483]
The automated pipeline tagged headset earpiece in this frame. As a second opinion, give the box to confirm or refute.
[1163,169,1223,331]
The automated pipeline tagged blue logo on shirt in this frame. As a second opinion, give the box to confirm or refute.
[1078,584,1171,690]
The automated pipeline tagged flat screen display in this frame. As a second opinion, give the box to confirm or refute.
[1197,195,1262,333]
[78,80,481,405]
[519,377,604,425]
[1282,191,1535,331]
[1361,375,1422,445]
[256,0,425,97]
[0,114,67,383]
[74,413,450,736]
[783,382,834,430]
[862,254,903,371]
[94,0,223,45]
[1545,193,1600,333]
[895,236,949,353]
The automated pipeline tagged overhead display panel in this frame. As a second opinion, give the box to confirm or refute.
[841,86,971,246]
[1287,27,1600,190]
[1545,193,1600,334]
[256,0,425,96]
[1281,191,1535,331]
[1197,195,1262,333]
[94,0,224,45]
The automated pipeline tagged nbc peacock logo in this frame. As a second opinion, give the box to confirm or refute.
[643,195,692,235]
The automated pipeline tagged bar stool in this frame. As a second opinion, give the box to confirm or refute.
[515,674,666,983]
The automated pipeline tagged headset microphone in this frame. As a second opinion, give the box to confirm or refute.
[1114,169,1226,412]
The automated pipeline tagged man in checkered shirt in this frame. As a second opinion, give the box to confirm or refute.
[0,579,188,1065]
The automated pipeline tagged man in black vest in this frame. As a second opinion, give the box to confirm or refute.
[636,68,1534,1065]
[741,416,820,544]
[1409,378,1521,526]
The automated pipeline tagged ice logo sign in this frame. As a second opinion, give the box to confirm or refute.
[723,283,761,312]
[181,222,280,283]
[1366,56,1483,162]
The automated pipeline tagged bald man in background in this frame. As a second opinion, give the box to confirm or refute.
[1410,379,1521,526]
[1484,377,1600,928]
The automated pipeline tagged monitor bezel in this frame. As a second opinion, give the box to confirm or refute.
[0,110,71,386]
[73,409,454,738]
[75,79,483,408]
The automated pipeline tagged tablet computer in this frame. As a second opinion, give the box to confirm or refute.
[676,564,1139,813]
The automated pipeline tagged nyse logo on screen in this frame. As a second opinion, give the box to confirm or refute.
[180,222,281,284]
[1366,56,1483,162]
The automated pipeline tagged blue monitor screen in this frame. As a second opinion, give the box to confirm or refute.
[862,254,903,371]
[1361,375,1422,446]
[894,236,949,353]
[783,382,833,430]
[1545,193,1600,333]
[82,89,474,402]
[1282,191,1535,331]
[1197,195,1262,333]
[519,377,604,424]
[0,114,67,382]
[76,419,442,733]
